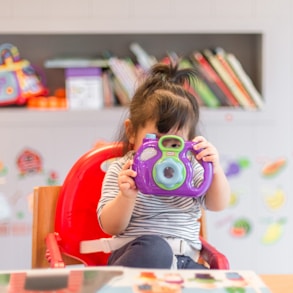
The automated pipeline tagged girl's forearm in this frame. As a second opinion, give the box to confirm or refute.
[205,168,231,211]
[99,192,136,235]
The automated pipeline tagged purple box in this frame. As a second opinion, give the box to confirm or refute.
[65,67,103,109]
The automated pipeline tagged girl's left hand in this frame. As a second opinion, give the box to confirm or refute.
[192,136,220,173]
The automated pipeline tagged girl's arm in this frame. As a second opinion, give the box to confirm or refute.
[193,136,231,211]
[204,165,230,211]
[99,160,138,235]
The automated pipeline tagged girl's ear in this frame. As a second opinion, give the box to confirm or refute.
[124,119,135,144]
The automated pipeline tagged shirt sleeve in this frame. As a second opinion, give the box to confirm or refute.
[97,157,124,224]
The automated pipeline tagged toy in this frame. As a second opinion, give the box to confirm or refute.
[0,43,47,106]
[132,134,213,197]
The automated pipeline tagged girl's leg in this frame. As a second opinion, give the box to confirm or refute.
[108,235,173,268]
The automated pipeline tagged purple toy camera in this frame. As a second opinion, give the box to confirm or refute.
[132,134,213,197]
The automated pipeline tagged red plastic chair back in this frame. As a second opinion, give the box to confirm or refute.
[54,143,123,266]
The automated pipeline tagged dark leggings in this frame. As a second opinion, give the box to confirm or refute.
[107,235,207,269]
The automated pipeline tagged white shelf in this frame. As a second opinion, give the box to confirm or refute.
[0,106,274,128]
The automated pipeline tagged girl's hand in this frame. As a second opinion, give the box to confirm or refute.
[192,136,221,174]
[118,159,138,198]
[192,136,231,211]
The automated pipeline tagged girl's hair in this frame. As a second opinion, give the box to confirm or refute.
[118,61,200,154]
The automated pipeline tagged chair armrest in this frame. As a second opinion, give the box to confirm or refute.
[45,232,65,268]
[200,236,230,269]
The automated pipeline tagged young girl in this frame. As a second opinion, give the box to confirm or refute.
[97,61,230,269]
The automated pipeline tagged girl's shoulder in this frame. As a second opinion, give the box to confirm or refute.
[107,151,134,169]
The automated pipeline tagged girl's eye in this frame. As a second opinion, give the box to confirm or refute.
[161,138,182,148]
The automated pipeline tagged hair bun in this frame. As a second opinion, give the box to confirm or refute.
[150,60,197,87]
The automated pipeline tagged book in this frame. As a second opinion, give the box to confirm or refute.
[193,78,222,108]
[159,55,203,107]
[214,47,258,109]
[0,267,272,292]
[202,49,255,110]
[179,58,220,108]
[191,51,240,108]
[112,76,131,106]
[102,69,116,108]
[108,57,139,100]
[44,57,109,68]
[130,42,157,71]
[225,52,264,109]
[193,62,231,107]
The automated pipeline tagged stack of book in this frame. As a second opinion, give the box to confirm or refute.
[44,45,263,110]
[188,48,263,110]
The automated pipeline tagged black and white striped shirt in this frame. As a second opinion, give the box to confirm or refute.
[97,153,206,250]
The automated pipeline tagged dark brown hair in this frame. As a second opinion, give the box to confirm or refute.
[118,61,200,154]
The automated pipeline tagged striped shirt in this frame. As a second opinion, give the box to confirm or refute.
[97,152,206,250]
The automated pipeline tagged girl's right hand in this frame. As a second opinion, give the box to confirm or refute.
[118,159,138,198]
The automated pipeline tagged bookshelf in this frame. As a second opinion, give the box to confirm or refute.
[0,33,262,110]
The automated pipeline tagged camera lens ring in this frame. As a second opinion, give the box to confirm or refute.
[154,158,185,190]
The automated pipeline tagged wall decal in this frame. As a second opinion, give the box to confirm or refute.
[261,218,286,245]
[16,148,43,177]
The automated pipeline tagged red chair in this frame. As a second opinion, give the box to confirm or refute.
[32,143,229,269]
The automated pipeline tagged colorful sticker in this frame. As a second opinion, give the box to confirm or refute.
[0,160,8,184]
[225,157,250,178]
[230,218,252,238]
[229,192,239,207]
[263,187,286,211]
[189,273,219,289]
[16,148,43,177]
[134,271,183,292]
[261,218,286,245]
[47,170,59,186]
[261,158,286,178]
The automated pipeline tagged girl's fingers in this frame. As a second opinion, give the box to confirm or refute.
[122,159,132,170]
[119,160,137,192]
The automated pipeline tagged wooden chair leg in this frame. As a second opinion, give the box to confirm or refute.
[32,186,61,268]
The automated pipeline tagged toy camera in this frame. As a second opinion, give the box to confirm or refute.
[132,134,213,197]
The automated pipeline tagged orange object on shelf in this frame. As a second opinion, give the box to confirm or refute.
[27,88,67,109]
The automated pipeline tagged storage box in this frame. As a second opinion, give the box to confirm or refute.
[65,67,103,109]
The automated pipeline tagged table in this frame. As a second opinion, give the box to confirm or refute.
[260,275,293,293]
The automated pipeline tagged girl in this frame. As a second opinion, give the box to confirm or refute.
[97,61,230,269]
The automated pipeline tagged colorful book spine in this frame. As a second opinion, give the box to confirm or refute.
[194,63,231,107]
[179,58,220,108]
[108,57,138,100]
[226,52,264,109]
[129,42,157,71]
[191,51,240,107]
[44,57,108,68]
[112,77,130,106]
[193,78,221,108]
[214,47,257,109]
[102,70,116,107]
[202,49,255,109]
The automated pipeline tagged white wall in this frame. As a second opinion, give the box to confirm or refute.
[0,0,292,273]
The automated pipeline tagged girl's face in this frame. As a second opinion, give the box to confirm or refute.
[125,119,190,151]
